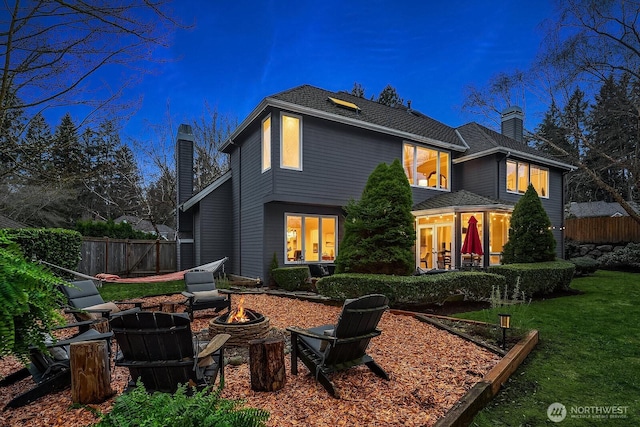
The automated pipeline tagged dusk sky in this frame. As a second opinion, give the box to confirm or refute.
[94,1,557,150]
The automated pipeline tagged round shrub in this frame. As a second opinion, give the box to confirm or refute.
[271,267,311,291]
[570,256,599,276]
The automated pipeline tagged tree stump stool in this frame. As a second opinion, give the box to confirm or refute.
[249,337,286,392]
[161,302,178,313]
[90,318,110,334]
[70,340,113,404]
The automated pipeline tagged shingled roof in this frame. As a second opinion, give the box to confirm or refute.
[412,190,513,211]
[456,122,574,169]
[269,85,467,148]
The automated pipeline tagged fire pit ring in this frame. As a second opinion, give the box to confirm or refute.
[209,308,270,347]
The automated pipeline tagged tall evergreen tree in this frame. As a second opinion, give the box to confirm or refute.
[335,159,414,275]
[21,113,53,184]
[502,184,556,264]
[376,84,404,107]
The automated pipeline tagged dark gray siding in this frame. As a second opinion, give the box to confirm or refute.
[194,206,201,266]
[455,155,499,197]
[263,202,344,281]
[198,178,233,265]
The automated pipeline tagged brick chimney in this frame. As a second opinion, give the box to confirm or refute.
[501,106,524,143]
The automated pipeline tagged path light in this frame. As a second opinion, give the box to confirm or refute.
[499,313,511,350]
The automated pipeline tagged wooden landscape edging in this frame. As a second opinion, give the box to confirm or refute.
[433,328,539,427]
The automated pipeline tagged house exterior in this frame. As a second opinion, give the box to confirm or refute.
[176,85,573,280]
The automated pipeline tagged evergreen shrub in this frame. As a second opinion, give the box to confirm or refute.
[271,267,311,291]
[76,218,156,239]
[487,260,575,295]
[502,184,556,263]
[0,231,65,361]
[3,228,82,271]
[317,272,505,304]
[335,159,414,275]
[598,243,640,271]
[570,256,599,276]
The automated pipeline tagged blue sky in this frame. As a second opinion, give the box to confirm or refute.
[116,1,555,145]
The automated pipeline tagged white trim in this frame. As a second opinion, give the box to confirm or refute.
[261,114,271,173]
[280,112,303,171]
[453,146,575,170]
[179,170,232,211]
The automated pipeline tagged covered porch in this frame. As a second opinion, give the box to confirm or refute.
[412,190,513,270]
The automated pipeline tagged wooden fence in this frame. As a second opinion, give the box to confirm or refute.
[78,238,176,278]
[565,217,640,244]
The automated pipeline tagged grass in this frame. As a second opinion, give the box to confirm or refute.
[98,280,185,301]
[455,270,640,426]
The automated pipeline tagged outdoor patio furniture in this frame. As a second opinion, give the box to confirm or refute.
[59,279,143,321]
[1,323,113,409]
[109,311,230,393]
[182,270,231,320]
[287,294,390,397]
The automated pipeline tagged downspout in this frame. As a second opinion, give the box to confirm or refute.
[229,139,241,274]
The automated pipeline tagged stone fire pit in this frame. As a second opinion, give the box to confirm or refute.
[209,306,270,347]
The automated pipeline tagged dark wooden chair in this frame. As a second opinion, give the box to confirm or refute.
[109,311,229,393]
[1,323,113,409]
[182,271,231,320]
[59,279,143,321]
[287,294,390,398]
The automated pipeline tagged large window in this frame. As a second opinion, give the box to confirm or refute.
[489,212,511,265]
[281,113,302,170]
[403,143,449,190]
[506,160,548,198]
[261,115,271,172]
[285,214,336,263]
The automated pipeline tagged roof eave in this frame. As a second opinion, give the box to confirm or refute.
[412,203,514,216]
[222,97,468,153]
[453,147,576,170]
[179,170,232,211]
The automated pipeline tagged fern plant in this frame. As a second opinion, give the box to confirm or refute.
[0,230,65,361]
[97,381,269,427]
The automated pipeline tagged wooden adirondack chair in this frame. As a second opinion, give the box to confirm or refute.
[182,271,231,320]
[287,294,390,398]
[109,311,229,393]
[1,324,113,409]
[59,279,143,321]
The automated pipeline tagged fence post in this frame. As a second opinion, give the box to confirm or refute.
[156,240,160,274]
[105,238,109,274]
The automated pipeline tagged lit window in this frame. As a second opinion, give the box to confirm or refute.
[281,114,301,170]
[262,115,271,172]
[285,214,336,263]
[403,143,449,190]
[489,212,511,265]
[506,160,549,198]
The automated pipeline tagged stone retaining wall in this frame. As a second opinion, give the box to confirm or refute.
[566,242,629,261]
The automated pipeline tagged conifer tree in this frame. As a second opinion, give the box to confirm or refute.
[502,184,556,264]
[336,159,414,275]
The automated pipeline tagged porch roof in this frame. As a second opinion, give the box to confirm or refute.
[412,190,513,213]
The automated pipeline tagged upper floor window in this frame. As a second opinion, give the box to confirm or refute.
[506,160,549,197]
[262,115,271,172]
[281,113,302,170]
[403,143,449,190]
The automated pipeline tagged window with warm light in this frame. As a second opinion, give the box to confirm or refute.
[285,214,336,263]
[506,160,548,198]
[262,115,271,172]
[281,113,301,170]
[403,143,449,190]
[489,212,511,265]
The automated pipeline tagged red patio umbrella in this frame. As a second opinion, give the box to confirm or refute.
[461,215,483,256]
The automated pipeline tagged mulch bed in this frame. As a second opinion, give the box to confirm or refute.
[0,294,501,427]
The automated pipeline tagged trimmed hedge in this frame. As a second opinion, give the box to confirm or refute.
[316,272,505,305]
[272,267,311,291]
[3,228,82,272]
[487,260,575,296]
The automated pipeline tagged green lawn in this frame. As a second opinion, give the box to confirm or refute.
[455,270,640,426]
